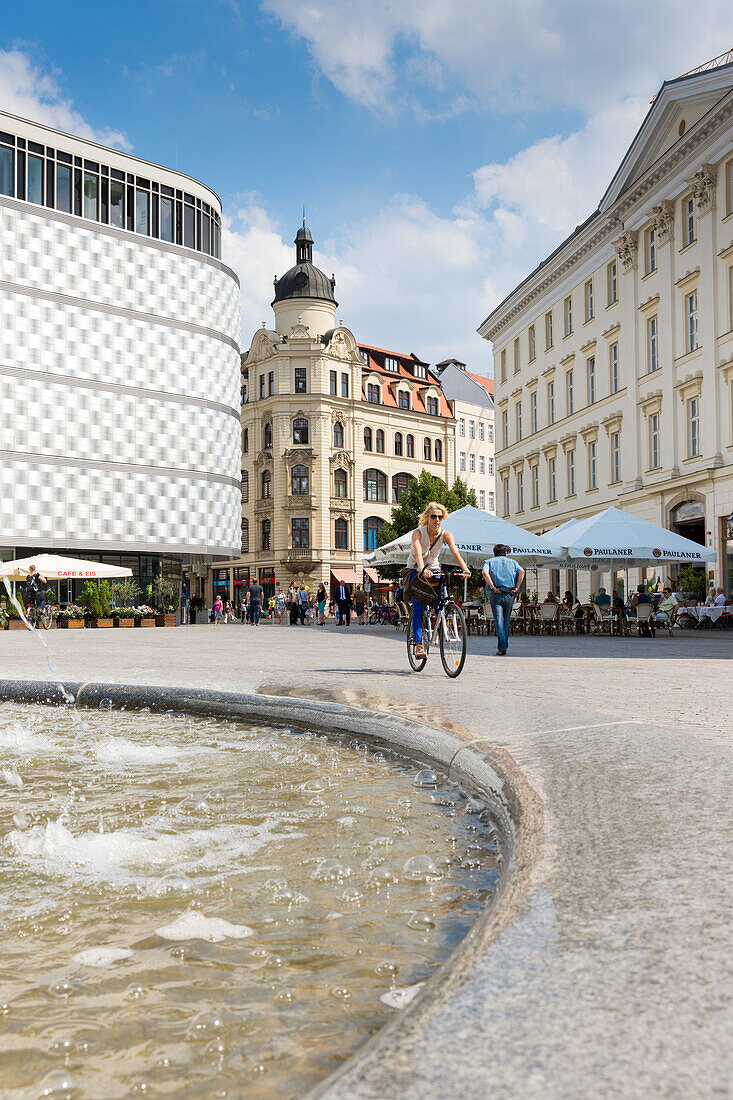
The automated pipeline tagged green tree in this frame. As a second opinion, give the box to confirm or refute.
[379,470,477,545]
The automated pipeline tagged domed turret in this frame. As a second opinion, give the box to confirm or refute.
[272,220,338,336]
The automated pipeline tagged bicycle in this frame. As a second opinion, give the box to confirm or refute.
[406,569,467,678]
[27,601,53,630]
[369,604,398,626]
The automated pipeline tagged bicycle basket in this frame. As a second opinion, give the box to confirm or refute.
[405,571,441,604]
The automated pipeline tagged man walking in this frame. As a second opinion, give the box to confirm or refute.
[248,578,264,625]
[296,582,309,625]
[336,581,352,626]
[482,544,524,656]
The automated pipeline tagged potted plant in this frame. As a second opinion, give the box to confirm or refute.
[110,579,140,628]
[55,604,85,628]
[134,604,157,628]
[152,577,180,626]
[0,604,10,630]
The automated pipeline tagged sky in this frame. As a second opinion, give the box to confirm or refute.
[1,1,732,371]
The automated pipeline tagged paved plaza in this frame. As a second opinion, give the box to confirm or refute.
[1,622,731,1098]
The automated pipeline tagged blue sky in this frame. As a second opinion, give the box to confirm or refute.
[1,1,731,366]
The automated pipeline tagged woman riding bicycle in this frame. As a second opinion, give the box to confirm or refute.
[406,502,470,659]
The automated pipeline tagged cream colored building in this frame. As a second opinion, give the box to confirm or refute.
[435,359,496,512]
[212,223,455,603]
[479,60,733,599]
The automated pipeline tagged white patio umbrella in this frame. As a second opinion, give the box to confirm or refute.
[363,505,563,570]
[0,554,133,581]
[549,506,715,570]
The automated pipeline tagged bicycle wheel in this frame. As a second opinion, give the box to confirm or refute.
[369,610,381,625]
[439,601,467,678]
[41,607,53,629]
[406,613,428,672]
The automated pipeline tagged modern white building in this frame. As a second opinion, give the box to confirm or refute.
[0,110,241,597]
[479,59,733,599]
[435,359,495,512]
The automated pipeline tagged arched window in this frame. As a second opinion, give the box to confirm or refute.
[434,438,442,462]
[263,422,272,449]
[333,421,344,448]
[376,429,385,453]
[241,518,249,553]
[392,472,415,503]
[243,427,249,454]
[241,470,249,503]
[394,431,403,456]
[291,464,309,495]
[364,426,373,451]
[335,518,348,550]
[293,417,309,444]
[261,519,271,550]
[363,468,387,502]
[334,469,348,498]
[423,437,432,461]
[363,516,384,551]
[406,434,414,458]
[261,469,271,499]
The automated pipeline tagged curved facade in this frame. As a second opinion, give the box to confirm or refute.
[0,111,241,558]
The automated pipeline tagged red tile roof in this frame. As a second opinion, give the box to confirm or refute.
[465,369,494,397]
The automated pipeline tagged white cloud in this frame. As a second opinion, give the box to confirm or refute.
[262,0,733,116]
[0,50,130,149]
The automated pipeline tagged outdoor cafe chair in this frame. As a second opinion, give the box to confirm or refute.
[539,602,560,635]
[481,601,496,635]
[632,602,656,638]
[588,602,615,636]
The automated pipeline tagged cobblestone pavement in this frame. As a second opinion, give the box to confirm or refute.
[1,621,731,1098]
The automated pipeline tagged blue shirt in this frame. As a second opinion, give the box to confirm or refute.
[483,556,522,590]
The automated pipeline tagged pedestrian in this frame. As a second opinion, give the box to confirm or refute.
[248,578,264,625]
[296,582,309,624]
[224,599,232,624]
[482,543,525,656]
[336,581,352,626]
[316,583,327,625]
[213,594,223,625]
[354,584,366,624]
[275,585,286,625]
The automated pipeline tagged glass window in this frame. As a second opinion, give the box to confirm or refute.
[479,455,485,474]
[261,520,271,551]
[530,391,538,434]
[263,422,272,449]
[291,464,309,494]
[427,396,439,416]
[649,413,660,469]
[460,452,466,472]
[295,368,307,394]
[584,279,594,321]
[27,154,43,205]
[0,144,13,197]
[479,422,484,441]
[646,227,656,274]
[688,397,700,457]
[528,324,536,362]
[363,469,387,502]
[335,518,348,550]
[488,457,494,475]
[398,390,410,409]
[610,343,619,393]
[333,422,344,448]
[56,163,71,213]
[385,356,399,372]
[406,434,414,457]
[159,195,173,241]
[549,457,556,501]
[588,440,597,489]
[587,356,596,404]
[363,516,384,552]
[330,370,337,395]
[109,179,124,228]
[268,371,274,396]
[363,427,372,451]
[532,465,539,508]
[243,428,249,454]
[684,196,695,246]
[424,437,432,461]
[564,295,572,337]
[83,172,99,220]
[503,479,510,516]
[548,381,555,424]
[469,420,475,438]
[480,490,485,509]
[241,471,249,503]
[566,370,574,415]
[292,518,310,548]
[367,383,380,404]
[341,373,349,398]
[516,402,522,441]
[259,375,265,400]
[686,291,698,352]
[513,337,520,373]
[611,431,621,482]
[375,429,384,453]
[469,453,475,473]
[392,472,414,503]
[261,470,271,499]
[517,471,524,512]
[500,349,507,382]
[292,418,309,444]
[545,311,553,350]
[394,432,403,456]
[459,418,465,437]
[184,204,195,248]
[567,450,576,495]
[241,519,249,553]
[488,424,493,443]
[648,316,659,372]
[334,469,348,497]
[135,189,149,235]
[435,438,442,462]
[607,260,617,305]
[502,410,508,448]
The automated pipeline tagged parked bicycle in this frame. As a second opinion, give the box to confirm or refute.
[369,604,398,626]
[27,602,53,630]
[406,568,467,678]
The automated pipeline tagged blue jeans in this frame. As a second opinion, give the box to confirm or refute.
[490,592,515,652]
[251,600,261,625]
[410,570,426,644]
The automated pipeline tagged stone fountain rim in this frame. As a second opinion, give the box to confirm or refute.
[0,678,542,1099]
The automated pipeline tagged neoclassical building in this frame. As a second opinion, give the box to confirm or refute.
[435,359,496,512]
[479,59,733,598]
[212,223,455,602]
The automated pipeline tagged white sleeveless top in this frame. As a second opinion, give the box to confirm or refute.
[406,525,445,570]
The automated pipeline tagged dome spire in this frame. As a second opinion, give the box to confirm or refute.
[295,215,313,265]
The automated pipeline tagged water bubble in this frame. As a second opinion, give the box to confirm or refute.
[413,769,438,788]
[331,986,351,1000]
[207,788,227,803]
[155,873,192,895]
[99,698,112,710]
[125,982,147,1000]
[250,948,268,959]
[131,1083,150,1095]
[38,1070,79,1098]
[300,779,325,793]
[403,855,443,883]
[274,989,295,1004]
[48,1036,75,1057]
[264,954,284,968]
[313,858,350,883]
[273,887,295,905]
[464,798,485,815]
[340,886,364,904]
[205,1038,227,1059]
[367,867,397,889]
[170,946,187,959]
[177,793,211,815]
[375,961,398,979]
[48,981,75,999]
[396,796,412,815]
[408,911,436,931]
[187,1009,227,1041]
[362,854,384,872]
[370,835,394,848]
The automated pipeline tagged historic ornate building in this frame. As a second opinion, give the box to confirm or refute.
[479,59,733,598]
[212,222,455,602]
[435,359,495,512]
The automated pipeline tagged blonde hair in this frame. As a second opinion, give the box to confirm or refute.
[419,501,448,527]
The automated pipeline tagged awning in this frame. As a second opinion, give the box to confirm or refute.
[364,566,380,583]
[0,553,133,581]
[331,567,361,584]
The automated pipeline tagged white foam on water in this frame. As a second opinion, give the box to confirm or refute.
[73,946,133,967]
[5,816,298,889]
[0,722,61,757]
[379,982,425,1009]
[155,912,254,942]
[89,735,208,766]
[1,766,23,789]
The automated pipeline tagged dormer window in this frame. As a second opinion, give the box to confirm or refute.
[426,395,439,416]
[397,390,410,410]
[360,349,369,365]
[385,356,400,372]
[413,364,427,380]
